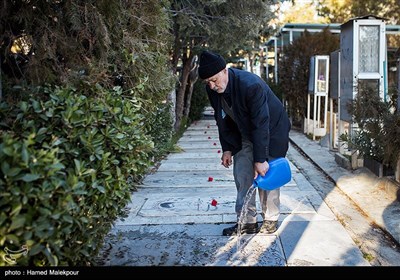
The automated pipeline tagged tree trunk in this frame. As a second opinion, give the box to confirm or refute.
[249,56,254,73]
[175,53,193,131]
[183,55,199,118]
[260,48,266,80]
[167,88,176,129]
[0,56,2,101]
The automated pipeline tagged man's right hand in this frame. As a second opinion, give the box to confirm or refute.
[221,151,233,168]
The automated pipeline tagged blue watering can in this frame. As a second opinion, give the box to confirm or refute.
[253,157,291,190]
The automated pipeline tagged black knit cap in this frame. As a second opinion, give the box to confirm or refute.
[198,51,226,80]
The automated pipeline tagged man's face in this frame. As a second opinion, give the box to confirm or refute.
[203,68,228,93]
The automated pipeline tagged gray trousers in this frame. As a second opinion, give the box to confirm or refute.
[233,140,280,224]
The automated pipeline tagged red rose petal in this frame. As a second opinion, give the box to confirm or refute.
[217,150,221,153]
[208,177,213,182]
[211,199,218,206]
[208,136,211,139]
[213,142,217,146]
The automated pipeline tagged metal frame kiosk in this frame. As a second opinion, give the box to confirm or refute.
[339,15,387,156]
[306,55,330,140]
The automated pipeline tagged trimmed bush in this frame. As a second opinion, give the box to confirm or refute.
[0,85,154,265]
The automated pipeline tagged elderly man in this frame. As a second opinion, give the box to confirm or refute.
[198,50,291,236]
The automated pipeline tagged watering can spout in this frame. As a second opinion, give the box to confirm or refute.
[253,157,291,191]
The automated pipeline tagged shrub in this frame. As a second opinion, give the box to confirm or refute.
[0,85,154,265]
[345,84,400,169]
[279,28,339,127]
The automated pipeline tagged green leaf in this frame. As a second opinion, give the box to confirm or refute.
[123,117,132,124]
[21,146,29,165]
[1,161,10,175]
[80,217,89,223]
[25,239,35,247]
[1,147,13,156]
[20,174,41,182]
[0,212,7,226]
[23,231,33,240]
[73,189,88,195]
[16,112,24,121]
[74,159,81,172]
[38,207,52,216]
[45,109,54,117]
[95,185,106,193]
[10,203,22,216]
[79,249,90,257]
[74,181,85,189]
[44,247,58,266]
[9,216,26,231]
[20,101,28,112]
[28,243,44,256]
[48,163,65,170]
[51,212,61,219]
[7,167,22,177]
[37,127,48,135]
[102,170,111,176]
[52,138,63,146]
[62,215,73,223]
[32,100,41,112]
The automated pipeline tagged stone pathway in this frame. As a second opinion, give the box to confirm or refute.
[96,116,370,266]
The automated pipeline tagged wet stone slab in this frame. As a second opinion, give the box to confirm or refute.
[177,135,220,141]
[97,224,285,266]
[177,142,222,149]
[165,152,222,160]
[115,187,330,226]
[158,157,221,164]
[141,170,235,187]
[156,160,229,172]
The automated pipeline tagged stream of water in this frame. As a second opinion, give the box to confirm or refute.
[236,185,257,252]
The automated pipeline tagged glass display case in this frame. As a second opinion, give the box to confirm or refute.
[308,55,329,95]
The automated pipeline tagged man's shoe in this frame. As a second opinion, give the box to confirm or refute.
[222,223,258,236]
[259,220,278,234]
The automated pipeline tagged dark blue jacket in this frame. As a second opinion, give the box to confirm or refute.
[206,68,291,162]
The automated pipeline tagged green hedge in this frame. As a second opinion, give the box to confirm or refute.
[0,85,155,265]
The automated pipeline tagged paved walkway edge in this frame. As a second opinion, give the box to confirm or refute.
[289,129,400,245]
